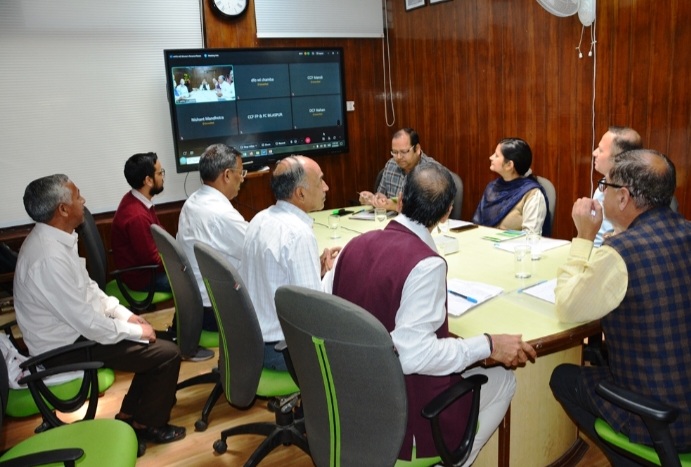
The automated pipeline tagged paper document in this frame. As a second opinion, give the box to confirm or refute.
[350,210,397,220]
[519,278,557,304]
[448,220,478,232]
[494,237,570,253]
[447,278,503,317]
[481,230,525,242]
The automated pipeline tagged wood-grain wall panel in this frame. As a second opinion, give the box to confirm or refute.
[200,0,688,239]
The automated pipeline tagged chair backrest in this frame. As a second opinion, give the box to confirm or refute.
[150,225,203,359]
[193,243,264,408]
[535,175,556,234]
[373,168,384,193]
[275,285,407,467]
[77,207,108,290]
[670,195,679,213]
[449,170,464,220]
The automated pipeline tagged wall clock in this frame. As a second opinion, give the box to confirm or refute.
[210,0,248,18]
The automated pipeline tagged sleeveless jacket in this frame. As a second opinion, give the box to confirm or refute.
[332,221,472,460]
[584,207,691,447]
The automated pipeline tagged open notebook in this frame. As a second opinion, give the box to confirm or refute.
[447,278,503,317]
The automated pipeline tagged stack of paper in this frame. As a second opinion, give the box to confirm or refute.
[447,278,504,317]
[519,278,557,304]
[493,237,570,254]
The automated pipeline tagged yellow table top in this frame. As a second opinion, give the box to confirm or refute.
[311,208,599,355]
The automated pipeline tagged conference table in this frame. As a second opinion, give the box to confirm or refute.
[310,208,599,467]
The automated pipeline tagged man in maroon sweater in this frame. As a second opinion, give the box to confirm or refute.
[111,152,170,293]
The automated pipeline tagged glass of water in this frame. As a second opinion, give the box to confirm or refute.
[374,208,387,225]
[525,231,542,260]
[328,214,341,239]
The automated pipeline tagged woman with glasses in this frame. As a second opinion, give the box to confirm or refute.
[472,137,551,236]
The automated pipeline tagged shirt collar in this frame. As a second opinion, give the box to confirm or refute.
[394,214,438,252]
[275,200,314,227]
[130,189,154,209]
[34,222,78,248]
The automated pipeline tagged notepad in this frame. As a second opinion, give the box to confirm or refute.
[493,237,570,253]
[448,220,478,232]
[350,210,397,220]
[447,278,504,316]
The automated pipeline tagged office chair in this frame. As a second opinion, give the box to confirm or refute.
[275,285,487,467]
[78,207,173,312]
[594,381,691,466]
[0,346,138,467]
[373,168,384,193]
[0,321,115,430]
[149,225,220,427]
[193,243,308,466]
[449,170,464,220]
[670,195,679,213]
[535,175,556,236]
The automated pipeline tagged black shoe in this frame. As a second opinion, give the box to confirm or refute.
[115,416,147,457]
[183,346,214,362]
[135,424,186,444]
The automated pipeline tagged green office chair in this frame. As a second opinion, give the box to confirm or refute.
[275,285,487,467]
[0,321,115,429]
[0,344,138,466]
[193,243,309,466]
[594,380,691,467]
[78,207,173,312]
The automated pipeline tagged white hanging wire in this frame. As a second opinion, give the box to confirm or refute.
[588,17,597,196]
[382,0,396,127]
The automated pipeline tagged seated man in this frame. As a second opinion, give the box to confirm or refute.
[240,156,340,371]
[111,152,170,295]
[177,144,248,332]
[550,149,690,465]
[591,126,642,247]
[13,174,185,446]
[358,127,438,212]
[325,163,536,464]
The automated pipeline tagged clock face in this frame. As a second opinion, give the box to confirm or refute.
[212,0,248,17]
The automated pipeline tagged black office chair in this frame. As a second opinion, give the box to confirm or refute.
[77,207,172,312]
[149,225,220,429]
[275,285,487,467]
[594,381,691,466]
[0,345,139,466]
[536,175,556,236]
[449,170,464,220]
[193,243,308,466]
[373,168,385,193]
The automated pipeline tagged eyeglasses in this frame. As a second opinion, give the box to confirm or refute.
[230,168,247,177]
[598,177,629,192]
[156,169,166,177]
[390,146,415,157]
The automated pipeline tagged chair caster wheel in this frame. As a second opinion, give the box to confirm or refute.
[213,439,227,454]
[195,419,208,432]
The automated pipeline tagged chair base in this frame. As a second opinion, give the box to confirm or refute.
[176,368,222,432]
[213,396,309,467]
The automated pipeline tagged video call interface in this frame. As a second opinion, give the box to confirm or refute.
[166,49,347,170]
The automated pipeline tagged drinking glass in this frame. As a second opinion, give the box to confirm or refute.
[374,208,387,225]
[513,244,532,278]
[328,214,341,239]
[526,231,542,260]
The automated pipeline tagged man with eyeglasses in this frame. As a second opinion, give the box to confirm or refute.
[177,144,249,333]
[358,128,438,212]
[591,126,642,247]
[112,152,171,296]
[550,149,691,465]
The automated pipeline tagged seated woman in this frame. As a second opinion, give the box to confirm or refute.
[472,137,551,235]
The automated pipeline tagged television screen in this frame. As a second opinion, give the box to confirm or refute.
[163,47,349,173]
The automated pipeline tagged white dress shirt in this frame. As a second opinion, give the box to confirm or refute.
[593,187,614,247]
[13,223,141,356]
[323,214,490,376]
[240,201,321,342]
[177,185,248,307]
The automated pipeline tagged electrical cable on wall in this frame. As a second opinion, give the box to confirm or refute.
[382,0,396,127]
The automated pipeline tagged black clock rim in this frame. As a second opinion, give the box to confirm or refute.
[210,0,248,18]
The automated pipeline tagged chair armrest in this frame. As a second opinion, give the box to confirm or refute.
[111,264,161,312]
[0,448,83,467]
[18,361,103,386]
[596,380,679,424]
[20,341,97,370]
[275,341,300,387]
[421,374,488,467]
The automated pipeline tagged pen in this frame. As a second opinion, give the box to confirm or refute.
[517,280,547,293]
[448,290,478,303]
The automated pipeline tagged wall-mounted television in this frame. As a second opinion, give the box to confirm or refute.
[163,47,349,173]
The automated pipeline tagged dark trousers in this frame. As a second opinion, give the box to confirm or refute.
[48,338,181,428]
[549,364,641,467]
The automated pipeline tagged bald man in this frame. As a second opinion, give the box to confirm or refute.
[240,156,340,370]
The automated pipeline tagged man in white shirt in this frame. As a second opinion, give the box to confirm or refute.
[13,174,185,447]
[177,144,249,331]
[240,156,340,370]
[216,74,235,100]
[324,164,535,464]
[591,126,642,247]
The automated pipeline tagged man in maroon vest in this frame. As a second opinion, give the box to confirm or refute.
[326,163,536,464]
